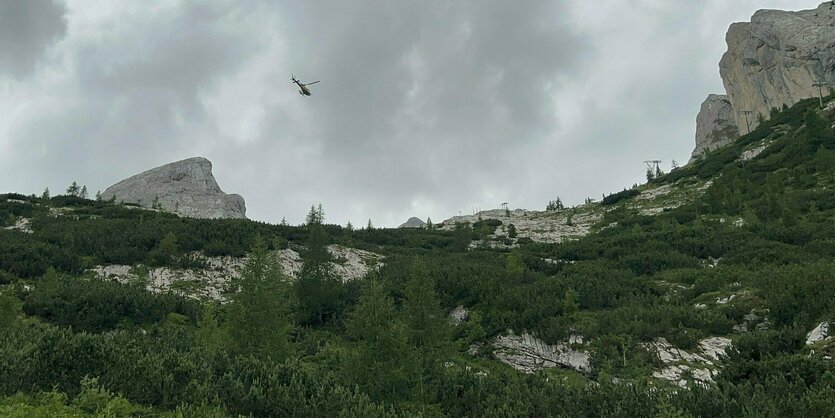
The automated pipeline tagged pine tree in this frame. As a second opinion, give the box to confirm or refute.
[296,204,343,325]
[41,187,50,200]
[507,223,517,239]
[400,262,453,405]
[227,236,294,359]
[148,232,179,266]
[345,279,409,401]
[80,185,88,199]
[95,190,102,201]
[0,293,19,329]
[66,181,80,197]
[426,217,433,230]
[366,219,374,231]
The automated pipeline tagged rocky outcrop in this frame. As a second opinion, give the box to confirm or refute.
[719,2,835,133]
[101,157,246,219]
[691,95,738,161]
[441,208,601,244]
[91,245,383,300]
[3,217,32,234]
[492,331,590,374]
[450,306,469,325]
[806,322,831,345]
[645,336,732,387]
[398,217,426,228]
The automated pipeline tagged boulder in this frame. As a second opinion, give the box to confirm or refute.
[806,321,831,345]
[450,306,469,325]
[101,157,246,219]
[719,2,835,133]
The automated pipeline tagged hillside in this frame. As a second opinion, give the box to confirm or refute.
[1,95,835,416]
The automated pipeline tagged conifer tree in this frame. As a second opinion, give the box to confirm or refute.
[66,181,80,197]
[41,187,50,200]
[345,279,409,401]
[227,235,294,359]
[296,204,343,325]
[401,262,452,404]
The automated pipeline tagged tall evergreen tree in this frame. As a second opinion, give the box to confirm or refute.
[226,236,294,359]
[344,279,409,401]
[66,181,80,197]
[296,204,343,325]
[400,262,452,404]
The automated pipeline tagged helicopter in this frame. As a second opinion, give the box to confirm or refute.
[291,74,320,96]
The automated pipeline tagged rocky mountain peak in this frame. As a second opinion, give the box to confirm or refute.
[101,156,246,219]
[398,217,426,228]
[692,2,835,160]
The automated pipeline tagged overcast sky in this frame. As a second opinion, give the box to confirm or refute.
[0,0,816,226]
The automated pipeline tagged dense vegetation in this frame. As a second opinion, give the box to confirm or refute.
[2,97,835,416]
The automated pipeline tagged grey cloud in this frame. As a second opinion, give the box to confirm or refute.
[3,1,270,198]
[244,1,587,223]
[0,0,815,227]
[0,0,67,77]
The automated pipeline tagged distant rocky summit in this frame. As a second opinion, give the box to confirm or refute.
[693,2,835,160]
[101,157,246,219]
[398,217,426,228]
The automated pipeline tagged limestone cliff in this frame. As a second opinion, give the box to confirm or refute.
[101,157,246,219]
[692,2,835,160]
[691,95,738,162]
[720,2,835,133]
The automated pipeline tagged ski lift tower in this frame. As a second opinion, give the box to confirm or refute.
[813,80,828,107]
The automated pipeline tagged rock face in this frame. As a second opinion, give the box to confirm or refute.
[101,157,246,219]
[645,336,732,387]
[691,95,738,161]
[450,306,469,325]
[806,321,831,345]
[91,245,384,301]
[719,2,835,133]
[492,331,590,374]
[398,217,426,228]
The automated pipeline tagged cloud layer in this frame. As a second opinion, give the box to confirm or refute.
[0,0,814,226]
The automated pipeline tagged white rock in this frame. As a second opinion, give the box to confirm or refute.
[739,143,769,161]
[3,217,32,233]
[491,331,590,374]
[806,322,831,345]
[653,365,715,387]
[691,94,738,162]
[450,306,469,325]
[440,208,601,244]
[719,3,835,134]
[716,294,736,305]
[90,246,383,300]
[101,157,246,219]
[647,338,710,365]
[699,337,732,361]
